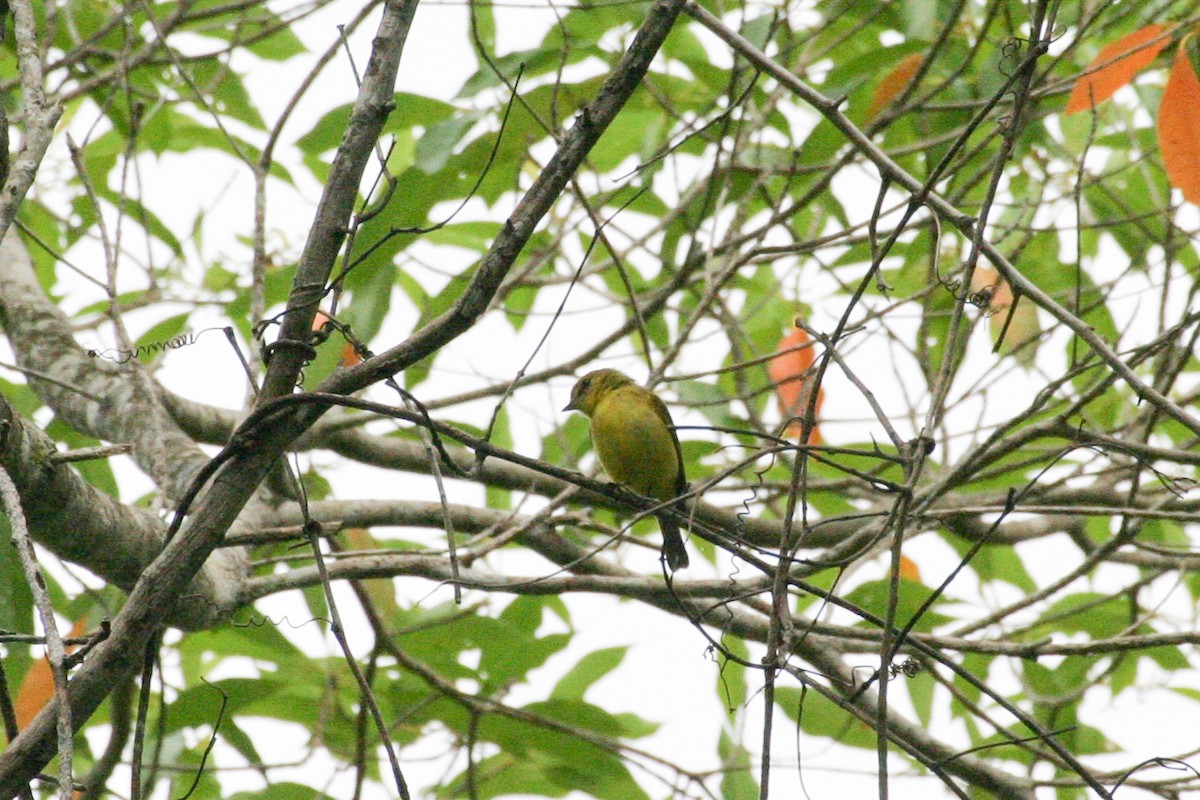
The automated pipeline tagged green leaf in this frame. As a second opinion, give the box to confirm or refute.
[179,620,320,685]
[457,598,572,692]
[424,221,503,252]
[132,312,192,362]
[186,59,266,129]
[466,710,653,799]
[844,577,955,632]
[774,685,875,749]
[44,418,118,496]
[907,669,935,728]
[716,636,750,712]
[230,784,337,800]
[1027,592,1131,640]
[469,0,496,52]
[718,728,759,800]
[552,647,628,701]
[174,2,306,62]
[944,535,1037,593]
[297,93,457,179]
[416,110,488,174]
[487,406,513,510]
[591,109,666,172]
[950,653,993,717]
[0,516,33,679]
[677,378,744,436]
[342,260,397,346]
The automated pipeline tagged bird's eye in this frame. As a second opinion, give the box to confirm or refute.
[578,378,591,393]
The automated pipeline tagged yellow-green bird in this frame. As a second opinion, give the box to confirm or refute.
[564,369,689,570]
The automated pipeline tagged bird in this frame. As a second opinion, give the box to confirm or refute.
[563,369,689,570]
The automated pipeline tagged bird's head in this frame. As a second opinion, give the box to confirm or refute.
[563,369,634,416]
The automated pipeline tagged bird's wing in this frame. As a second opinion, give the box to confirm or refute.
[649,392,687,496]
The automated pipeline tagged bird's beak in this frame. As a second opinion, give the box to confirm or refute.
[562,400,576,412]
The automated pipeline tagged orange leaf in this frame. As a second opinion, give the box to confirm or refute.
[898,555,921,582]
[340,342,362,367]
[991,303,1040,365]
[969,267,1011,315]
[1158,36,1200,204]
[1066,24,1169,114]
[313,310,362,367]
[13,620,88,730]
[768,325,823,445]
[970,269,1039,363]
[867,53,924,121]
[784,388,824,445]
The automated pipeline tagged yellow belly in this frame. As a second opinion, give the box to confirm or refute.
[589,387,679,500]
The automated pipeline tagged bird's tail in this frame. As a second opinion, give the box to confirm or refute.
[658,515,689,571]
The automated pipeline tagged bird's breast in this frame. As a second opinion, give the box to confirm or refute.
[590,395,678,499]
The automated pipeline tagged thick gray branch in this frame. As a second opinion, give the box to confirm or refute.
[0,234,211,498]
[258,0,418,399]
[0,0,422,792]
[0,234,249,630]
